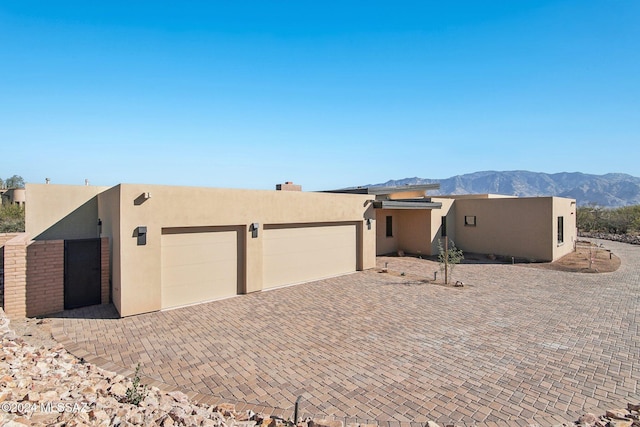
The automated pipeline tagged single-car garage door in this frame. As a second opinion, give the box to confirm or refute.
[161,229,238,309]
[263,223,356,290]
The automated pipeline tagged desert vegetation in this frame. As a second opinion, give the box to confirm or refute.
[0,174,25,232]
[577,205,640,235]
[0,203,25,233]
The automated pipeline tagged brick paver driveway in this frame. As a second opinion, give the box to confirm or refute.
[56,239,640,425]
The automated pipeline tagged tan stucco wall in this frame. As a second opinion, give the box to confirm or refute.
[103,184,375,317]
[376,210,398,255]
[452,197,575,262]
[97,186,121,313]
[375,209,434,256]
[429,198,456,255]
[395,210,431,256]
[552,197,577,260]
[26,184,109,240]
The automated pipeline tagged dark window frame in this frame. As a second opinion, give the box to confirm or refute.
[386,215,393,237]
[464,215,477,226]
[557,216,564,244]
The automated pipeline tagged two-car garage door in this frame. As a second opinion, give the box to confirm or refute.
[263,224,357,290]
[161,223,357,309]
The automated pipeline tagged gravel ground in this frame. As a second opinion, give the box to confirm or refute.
[7,316,58,349]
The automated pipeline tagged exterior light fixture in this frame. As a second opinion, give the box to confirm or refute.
[250,223,259,238]
[366,218,372,230]
[134,192,152,205]
[136,226,147,245]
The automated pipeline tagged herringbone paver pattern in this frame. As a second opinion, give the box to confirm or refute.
[56,239,640,425]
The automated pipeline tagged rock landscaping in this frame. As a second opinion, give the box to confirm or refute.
[1,309,249,427]
[579,232,640,245]
[2,307,640,426]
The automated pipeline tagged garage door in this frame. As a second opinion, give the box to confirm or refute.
[263,224,356,290]
[161,230,237,309]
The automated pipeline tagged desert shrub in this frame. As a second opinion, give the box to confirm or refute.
[577,205,640,234]
[125,363,148,406]
[0,203,25,232]
[437,238,464,284]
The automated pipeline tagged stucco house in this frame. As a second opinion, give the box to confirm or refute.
[3,182,375,318]
[0,188,26,206]
[0,181,575,319]
[338,185,577,262]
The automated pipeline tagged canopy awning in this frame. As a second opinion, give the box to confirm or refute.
[372,200,442,210]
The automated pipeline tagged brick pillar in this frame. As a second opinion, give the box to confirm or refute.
[101,237,110,304]
[26,240,64,317]
[3,234,29,318]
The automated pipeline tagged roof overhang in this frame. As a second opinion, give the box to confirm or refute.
[325,183,440,195]
[366,184,440,195]
[372,200,442,210]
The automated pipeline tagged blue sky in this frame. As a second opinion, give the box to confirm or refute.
[1,1,638,190]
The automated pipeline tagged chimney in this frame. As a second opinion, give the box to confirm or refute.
[276,181,302,191]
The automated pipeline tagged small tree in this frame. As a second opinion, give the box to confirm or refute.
[4,175,25,189]
[437,238,464,284]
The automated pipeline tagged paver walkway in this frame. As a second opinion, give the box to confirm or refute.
[54,239,640,425]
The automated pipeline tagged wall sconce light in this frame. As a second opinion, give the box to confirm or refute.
[366,218,372,230]
[97,218,102,236]
[250,222,259,238]
[136,226,147,245]
[134,192,152,205]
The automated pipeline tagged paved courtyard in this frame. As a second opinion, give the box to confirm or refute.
[54,239,640,426]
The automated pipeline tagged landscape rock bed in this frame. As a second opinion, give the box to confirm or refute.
[579,232,640,245]
[0,309,245,427]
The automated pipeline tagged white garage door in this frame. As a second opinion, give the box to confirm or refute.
[161,230,237,309]
[263,224,356,290]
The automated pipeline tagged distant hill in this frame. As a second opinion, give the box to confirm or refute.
[369,171,640,207]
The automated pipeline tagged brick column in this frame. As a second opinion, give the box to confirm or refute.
[101,237,110,304]
[26,240,64,317]
[3,234,29,318]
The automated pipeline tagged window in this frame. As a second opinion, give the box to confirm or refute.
[386,215,393,237]
[464,215,476,226]
[557,216,564,244]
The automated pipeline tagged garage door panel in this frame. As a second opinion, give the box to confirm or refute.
[263,224,356,289]
[163,245,236,268]
[161,230,237,309]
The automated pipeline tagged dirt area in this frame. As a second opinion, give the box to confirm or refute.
[382,239,621,275]
[526,240,621,273]
[380,269,446,286]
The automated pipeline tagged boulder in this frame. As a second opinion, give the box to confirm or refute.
[606,409,631,419]
[309,419,344,427]
[577,413,599,426]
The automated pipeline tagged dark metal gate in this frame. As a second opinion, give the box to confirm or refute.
[64,239,101,310]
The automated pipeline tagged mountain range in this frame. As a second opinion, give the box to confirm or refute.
[369,171,640,207]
